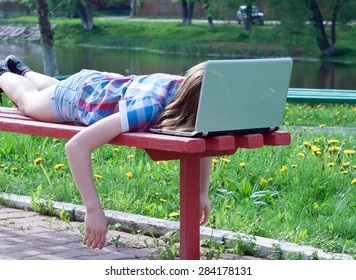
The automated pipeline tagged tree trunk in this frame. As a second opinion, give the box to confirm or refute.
[130,0,136,16]
[331,0,340,48]
[306,0,335,55]
[243,4,252,36]
[35,0,58,76]
[202,0,214,30]
[181,0,194,25]
[76,0,94,31]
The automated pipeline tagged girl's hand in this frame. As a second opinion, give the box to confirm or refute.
[200,193,211,225]
[83,207,108,249]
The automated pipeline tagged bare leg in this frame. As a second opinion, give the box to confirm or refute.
[0,72,58,122]
[199,157,212,225]
[23,71,59,90]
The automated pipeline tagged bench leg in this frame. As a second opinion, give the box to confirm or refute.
[179,158,201,260]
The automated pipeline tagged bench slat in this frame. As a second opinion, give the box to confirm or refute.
[287,88,356,104]
[0,116,208,153]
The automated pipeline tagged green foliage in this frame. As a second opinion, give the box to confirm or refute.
[2,16,356,60]
[31,185,56,216]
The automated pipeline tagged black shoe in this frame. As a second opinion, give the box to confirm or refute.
[0,59,10,76]
[5,55,30,75]
[0,60,10,101]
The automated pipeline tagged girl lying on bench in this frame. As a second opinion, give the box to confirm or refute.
[0,56,212,250]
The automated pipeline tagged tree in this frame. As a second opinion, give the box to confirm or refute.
[235,0,263,35]
[306,0,337,55]
[35,0,58,76]
[202,0,236,31]
[75,0,94,31]
[243,2,253,35]
[181,0,195,25]
[21,0,94,31]
[130,0,136,16]
[268,0,355,56]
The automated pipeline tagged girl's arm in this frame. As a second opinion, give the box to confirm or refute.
[200,157,212,225]
[65,112,123,249]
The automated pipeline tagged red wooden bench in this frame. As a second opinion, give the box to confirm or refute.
[0,106,291,259]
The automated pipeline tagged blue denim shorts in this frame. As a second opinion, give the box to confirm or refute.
[51,69,101,125]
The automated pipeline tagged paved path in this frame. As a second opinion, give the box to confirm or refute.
[0,206,260,260]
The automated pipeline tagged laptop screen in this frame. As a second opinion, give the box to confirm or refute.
[195,58,293,134]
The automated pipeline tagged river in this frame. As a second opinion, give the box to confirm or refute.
[1,43,356,90]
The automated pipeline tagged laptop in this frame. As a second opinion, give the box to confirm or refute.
[150,57,293,137]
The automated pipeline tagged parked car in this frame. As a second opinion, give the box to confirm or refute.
[236,5,264,25]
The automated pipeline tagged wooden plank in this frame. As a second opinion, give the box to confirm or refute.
[0,117,207,153]
[287,88,356,104]
[263,131,291,146]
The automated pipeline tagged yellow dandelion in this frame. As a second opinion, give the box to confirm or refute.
[160,198,167,203]
[343,162,351,167]
[311,146,321,154]
[351,179,356,184]
[280,166,287,173]
[94,174,102,179]
[127,155,135,159]
[156,161,166,165]
[260,178,267,186]
[125,172,133,179]
[113,148,119,152]
[327,139,339,144]
[11,167,18,172]
[34,157,43,166]
[212,159,219,164]
[298,152,305,157]
[0,164,5,168]
[319,124,325,128]
[54,164,64,170]
[313,138,321,143]
[223,158,231,163]
[283,121,289,125]
[327,162,336,167]
[344,150,355,155]
[169,212,180,217]
[328,146,341,152]
[353,165,356,169]
[303,141,311,148]
[225,205,232,209]
[340,171,348,175]
[239,162,246,168]
[291,164,297,168]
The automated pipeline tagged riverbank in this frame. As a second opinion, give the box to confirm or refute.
[1,16,356,62]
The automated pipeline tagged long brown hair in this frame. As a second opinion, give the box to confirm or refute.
[157,62,206,131]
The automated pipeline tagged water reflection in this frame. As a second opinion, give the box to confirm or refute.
[1,43,355,90]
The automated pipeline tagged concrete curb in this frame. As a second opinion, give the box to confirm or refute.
[288,125,356,134]
[1,192,353,260]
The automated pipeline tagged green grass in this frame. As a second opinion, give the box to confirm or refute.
[0,102,355,258]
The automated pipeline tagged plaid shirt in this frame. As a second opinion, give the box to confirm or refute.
[77,72,184,132]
